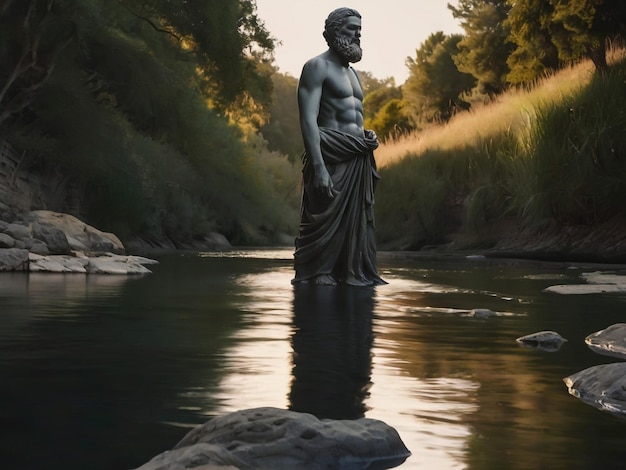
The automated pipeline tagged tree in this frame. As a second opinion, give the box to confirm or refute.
[550,0,626,72]
[367,99,412,141]
[506,0,626,83]
[117,0,275,116]
[363,85,402,124]
[505,0,560,84]
[0,0,275,128]
[448,0,513,96]
[0,0,75,127]
[0,0,300,244]
[362,86,412,140]
[260,70,302,161]
[404,32,477,125]
[354,70,395,95]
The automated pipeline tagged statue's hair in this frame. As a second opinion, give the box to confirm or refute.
[323,7,361,46]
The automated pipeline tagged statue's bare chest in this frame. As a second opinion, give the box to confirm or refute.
[323,67,363,102]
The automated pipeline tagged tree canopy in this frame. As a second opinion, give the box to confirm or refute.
[449,0,513,95]
[0,0,301,244]
[404,32,476,125]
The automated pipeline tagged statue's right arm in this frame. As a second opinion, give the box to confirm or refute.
[298,59,334,198]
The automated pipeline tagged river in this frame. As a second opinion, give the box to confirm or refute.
[1,249,625,469]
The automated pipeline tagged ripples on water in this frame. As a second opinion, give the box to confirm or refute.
[2,249,626,469]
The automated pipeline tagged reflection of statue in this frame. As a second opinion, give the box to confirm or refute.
[292,7,385,287]
[289,284,374,419]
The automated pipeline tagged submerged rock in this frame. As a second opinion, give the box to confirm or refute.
[135,407,411,470]
[516,331,567,352]
[585,323,626,359]
[564,363,626,416]
[545,271,626,294]
[470,308,497,319]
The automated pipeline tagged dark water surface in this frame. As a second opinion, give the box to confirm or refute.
[2,249,626,469]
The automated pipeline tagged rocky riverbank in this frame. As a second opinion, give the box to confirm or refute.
[413,215,626,264]
[0,210,158,274]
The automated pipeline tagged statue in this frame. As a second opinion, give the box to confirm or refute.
[292,7,386,287]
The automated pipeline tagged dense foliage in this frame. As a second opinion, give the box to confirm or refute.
[449,0,513,96]
[259,70,302,162]
[375,55,626,250]
[2,1,624,249]
[393,0,625,129]
[404,32,476,126]
[0,0,300,244]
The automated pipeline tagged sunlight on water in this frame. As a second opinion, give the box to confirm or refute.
[210,266,295,413]
[5,250,626,469]
[368,375,478,469]
[193,251,483,469]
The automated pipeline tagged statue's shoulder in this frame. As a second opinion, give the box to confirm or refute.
[302,54,331,71]
[300,54,333,85]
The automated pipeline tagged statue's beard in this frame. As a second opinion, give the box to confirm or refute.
[332,35,362,63]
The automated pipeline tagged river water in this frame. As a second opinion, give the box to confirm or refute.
[1,249,626,469]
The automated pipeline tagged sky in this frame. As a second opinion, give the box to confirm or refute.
[254,0,463,85]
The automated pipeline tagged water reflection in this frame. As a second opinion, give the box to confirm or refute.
[5,251,626,470]
[290,284,374,419]
[0,272,133,330]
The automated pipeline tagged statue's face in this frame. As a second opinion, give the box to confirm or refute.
[331,16,362,64]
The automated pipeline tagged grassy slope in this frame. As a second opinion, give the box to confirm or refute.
[375,50,626,259]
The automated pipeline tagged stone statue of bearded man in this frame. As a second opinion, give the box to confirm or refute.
[292,7,385,287]
[323,7,363,64]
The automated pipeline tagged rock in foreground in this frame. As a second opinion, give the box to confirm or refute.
[585,323,626,359]
[135,407,411,470]
[564,363,626,416]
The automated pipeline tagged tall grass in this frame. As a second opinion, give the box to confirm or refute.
[375,49,626,249]
[377,60,596,168]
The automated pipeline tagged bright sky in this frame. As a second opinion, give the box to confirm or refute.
[254,0,463,85]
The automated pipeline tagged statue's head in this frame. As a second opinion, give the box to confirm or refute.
[323,7,362,64]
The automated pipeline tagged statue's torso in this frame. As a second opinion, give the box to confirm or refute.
[317,63,364,138]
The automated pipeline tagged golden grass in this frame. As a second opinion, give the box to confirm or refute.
[376,59,599,168]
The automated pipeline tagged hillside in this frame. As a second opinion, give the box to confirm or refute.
[375,50,626,262]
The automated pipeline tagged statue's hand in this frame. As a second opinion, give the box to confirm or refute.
[313,164,335,199]
[365,129,379,149]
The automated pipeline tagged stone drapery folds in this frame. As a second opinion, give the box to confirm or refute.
[293,128,385,286]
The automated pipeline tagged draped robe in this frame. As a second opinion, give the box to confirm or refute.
[293,127,385,286]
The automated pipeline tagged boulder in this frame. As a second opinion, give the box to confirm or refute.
[202,232,232,251]
[24,238,49,255]
[585,323,626,359]
[27,210,125,254]
[4,222,31,240]
[564,362,626,416]
[28,252,158,275]
[135,407,411,470]
[516,331,567,352]
[0,211,160,273]
[0,248,29,271]
[28,253,89,273]
[31,221,72,254]
[86,253,158,275]
[0,232,15,248]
